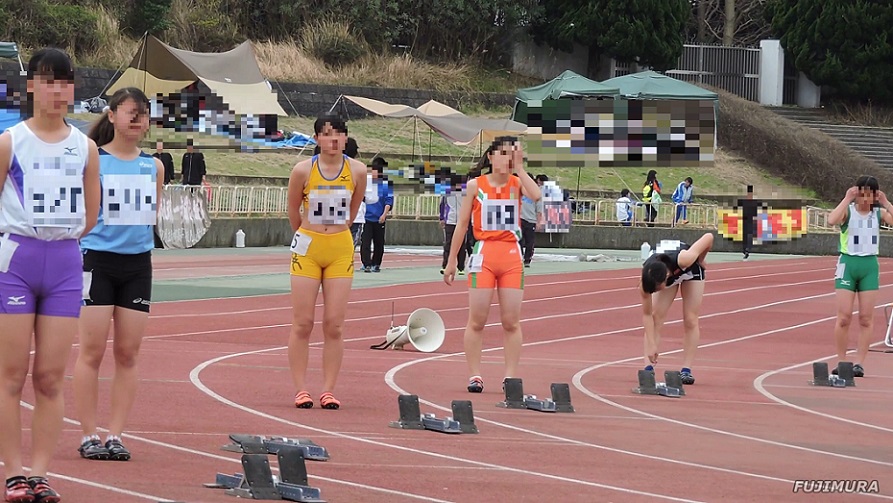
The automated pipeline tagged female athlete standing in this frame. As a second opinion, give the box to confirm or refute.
[827,176,893,378]
[286,113,366,409]
[72,87,163,462]
[0,48,101,503]
[443,137,541,393]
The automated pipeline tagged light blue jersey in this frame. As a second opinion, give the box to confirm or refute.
[79,149,158,254]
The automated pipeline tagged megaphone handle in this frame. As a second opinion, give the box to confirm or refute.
[370,339,396,350]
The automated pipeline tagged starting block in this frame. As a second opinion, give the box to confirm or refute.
[221,434,330,461]
[389,394,477,434]
[496,379,576,413]
[809,362,854,387]
[632,370,685,397]
[205,449,326,502]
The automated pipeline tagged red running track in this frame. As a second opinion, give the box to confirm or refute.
[13,255,893,502]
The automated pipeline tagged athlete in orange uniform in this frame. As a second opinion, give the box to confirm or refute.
[286,113,367,410]
[443,137,542,393]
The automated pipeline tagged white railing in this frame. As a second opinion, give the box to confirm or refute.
[188,185,839,232]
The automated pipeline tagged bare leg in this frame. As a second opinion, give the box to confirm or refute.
[854,290,877,366]
[319,277,353,393]
[648,285,679,365]
[72,305,114,438]
[464,289,494,379]
[496,288,524,378]
[30,315,78,477]
[833,289,856,362]
[107,307,150,437]
[0,314,35,480]
[288,275,322,394]
[679,280,706,369]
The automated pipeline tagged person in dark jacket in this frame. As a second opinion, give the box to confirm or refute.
[181,139,205,185]
[153,140,174,185]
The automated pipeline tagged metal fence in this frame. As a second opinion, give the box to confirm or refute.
[194,185,837,232]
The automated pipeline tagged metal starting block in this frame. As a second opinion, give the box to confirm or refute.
[389,394,476,434]
[497,379,576,412]
[632,370,685,397]
[205,450,326,502]
[221,434,330,461]
[809,362,854,387]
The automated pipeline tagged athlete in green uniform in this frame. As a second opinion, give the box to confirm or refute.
[827,176,893,377]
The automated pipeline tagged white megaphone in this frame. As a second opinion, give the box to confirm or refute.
[370,308,445,353]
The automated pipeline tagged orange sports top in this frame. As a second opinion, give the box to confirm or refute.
[472,174,523,242]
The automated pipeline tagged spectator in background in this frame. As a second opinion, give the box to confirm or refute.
[520,172,543,267]
[616,188,641,226]
[181,139,206,186]
[440,182,466,275]
[672,177,694,225]
[153,140,174,185]
[351,201,365,252]
[642,170,662,227]
[360,157,393,272]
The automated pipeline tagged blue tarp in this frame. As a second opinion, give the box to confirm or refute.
[249,132,316,149]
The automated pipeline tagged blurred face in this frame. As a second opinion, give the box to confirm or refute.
[487,140,517,175]
[27,74,75,118]
[315,122,348,155]
[110,98,150,142]
[856,186,877,207]
[156,141,164,152]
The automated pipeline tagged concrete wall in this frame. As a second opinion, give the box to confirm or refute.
[194,217,871,257]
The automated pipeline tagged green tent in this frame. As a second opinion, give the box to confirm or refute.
[600,70,718,101]
[512,70,620,124]
[0,42,23,71]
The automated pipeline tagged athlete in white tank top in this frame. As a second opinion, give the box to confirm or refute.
[0,121,90,241]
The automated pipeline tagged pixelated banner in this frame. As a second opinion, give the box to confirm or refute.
[518,99,716,169]
[541,181,571,233]
[718,208,807,243]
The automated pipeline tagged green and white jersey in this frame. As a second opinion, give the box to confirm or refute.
[839,204,880,256]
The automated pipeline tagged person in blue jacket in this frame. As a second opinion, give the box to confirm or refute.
[672,177,694,224]
[360,157,393,272]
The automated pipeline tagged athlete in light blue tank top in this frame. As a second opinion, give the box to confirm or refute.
[79,148,158,254]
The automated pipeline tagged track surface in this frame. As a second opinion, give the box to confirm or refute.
[12,248,893,502]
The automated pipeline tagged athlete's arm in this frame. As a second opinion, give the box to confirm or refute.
[512,145,541,201]
[640,282,658,364]
[876,190,893,226]
[82,139,101,236]
[287,160,309,232]
[677,232,714,270]
[349,159,367,224]
[828,186,858,226]
[153,157,164,224]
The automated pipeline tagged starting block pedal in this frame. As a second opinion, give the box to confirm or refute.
[809,362,854,387]
[497,379,577,412]
[221,434,330,461]
[205,451,326,502]
[389,394,470,434]
[632,370,685,397]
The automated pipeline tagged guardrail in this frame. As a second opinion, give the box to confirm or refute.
[180,185,838,232]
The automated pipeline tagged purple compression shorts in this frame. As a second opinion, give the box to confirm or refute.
[0,233,84,318]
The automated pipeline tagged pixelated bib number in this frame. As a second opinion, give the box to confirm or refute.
[24,161,85,227]
[308,187,351,225]
[103,174,157,226]
[480,198,518,232]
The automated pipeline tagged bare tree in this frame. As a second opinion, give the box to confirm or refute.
[688,0,772,47]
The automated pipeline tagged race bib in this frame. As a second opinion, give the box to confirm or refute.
[290,232,312,255]
[103,174,157,226]
[24,159,85,227]
[82,271,93,301]
[308,187,351,225]
[480,198,518,232]
[468,253,484,273]
[835,260,845,280]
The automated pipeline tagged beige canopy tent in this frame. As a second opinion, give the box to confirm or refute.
[342,95,527,146]
[106,35,286,116]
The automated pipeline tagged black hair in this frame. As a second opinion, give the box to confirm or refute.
[646,170,658,183]
[87,87,150,147]
[855,175,879,192]
[685,177,693,184]
[475,136,517,174]
[314,112,348,135]
[344,137,359,158]
[621,188,630,197]
[27,48,74,82]
[641,259,669,294]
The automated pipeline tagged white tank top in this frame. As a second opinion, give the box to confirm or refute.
[0,121,90,240]
[839,204,880,256]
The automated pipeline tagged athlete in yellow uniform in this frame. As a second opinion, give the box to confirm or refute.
[286,113,367,410]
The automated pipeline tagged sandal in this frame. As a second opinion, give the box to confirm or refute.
[319,392,340,410]
[294,391,313,409]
